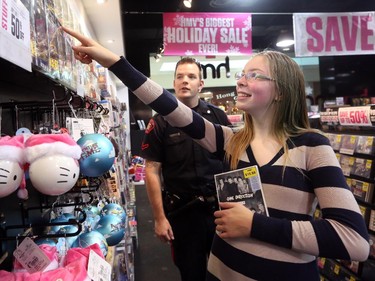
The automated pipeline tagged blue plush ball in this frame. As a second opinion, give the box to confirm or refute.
[94,214,125,246]
[56,225,80,247]
[50,215,69,233]
[80,205,100,221]
[72,230,108,257]
[100,203,126,222]
[77,134,115,177]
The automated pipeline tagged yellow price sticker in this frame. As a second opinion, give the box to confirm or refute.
[363,182,369,192]
[243,167,257,178]
[333,264,340,275]
[49,58,58,70]
[349,157,355,165]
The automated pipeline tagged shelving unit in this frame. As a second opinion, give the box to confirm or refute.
[0,0,137,280]
[317,105,375,281]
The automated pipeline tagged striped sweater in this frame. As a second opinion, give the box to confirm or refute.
[110,57,370,281]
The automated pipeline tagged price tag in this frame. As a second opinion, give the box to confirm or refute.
[363,182,369,192]
[333,264,340,275]
[87,250,112,281]
[65,117,95,141]
[13,237,51,273]
[0,0,31,71]
[338,106,372,126]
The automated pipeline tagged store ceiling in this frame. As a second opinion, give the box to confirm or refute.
[82,0,375,85]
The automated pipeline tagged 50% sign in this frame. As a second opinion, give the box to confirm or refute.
[338,106,372,127]
[10,6,24,40]
[1,0,26,41]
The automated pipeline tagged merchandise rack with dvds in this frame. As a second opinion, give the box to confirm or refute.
[0,1,138,280]
[318,105,375,281]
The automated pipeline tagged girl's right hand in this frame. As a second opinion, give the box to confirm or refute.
[61,26,121,68]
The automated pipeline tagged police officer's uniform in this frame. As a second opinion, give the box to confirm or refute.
[140,99,231,281]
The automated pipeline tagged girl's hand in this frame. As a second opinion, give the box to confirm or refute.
[61,26,120,68]
[214,202,254,239]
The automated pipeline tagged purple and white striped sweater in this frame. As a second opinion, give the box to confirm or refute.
[110,57,369,281]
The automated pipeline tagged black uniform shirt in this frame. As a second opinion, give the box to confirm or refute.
[140,100,231,199]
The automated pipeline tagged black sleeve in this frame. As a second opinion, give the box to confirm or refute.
[139,115,165,162]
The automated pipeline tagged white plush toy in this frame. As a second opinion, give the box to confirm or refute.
[25,134,82,196]
[0,135,27,199]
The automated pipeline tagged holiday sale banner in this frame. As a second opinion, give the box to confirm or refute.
[163,13,252,56]
[294,12,375,57]
[0,0,31,71]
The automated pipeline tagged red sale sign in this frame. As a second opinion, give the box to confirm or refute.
[294,12,375,57]
[338,106,372,126]
[163,13,252,56]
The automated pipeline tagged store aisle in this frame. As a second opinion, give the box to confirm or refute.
[134,183,180,281]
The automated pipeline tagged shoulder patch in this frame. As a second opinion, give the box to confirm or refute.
[145,119,155,134]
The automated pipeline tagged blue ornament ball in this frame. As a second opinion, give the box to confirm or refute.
[72,230,108,257]
[94,214,125,246]
[77,134,115,177]
[100,203,126,222]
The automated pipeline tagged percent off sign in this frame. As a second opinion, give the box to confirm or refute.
[338,106,371,126]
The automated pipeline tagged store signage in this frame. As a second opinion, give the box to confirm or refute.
[163,12,252,56]
[320,106,375,127]
[338,106,372,126]
[294,12,375,57]
[0,0,31,71]
[200,56,230,79]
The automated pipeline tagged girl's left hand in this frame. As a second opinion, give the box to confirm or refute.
[214,202,254,239]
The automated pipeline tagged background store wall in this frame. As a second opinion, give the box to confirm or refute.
[79,1,375,131]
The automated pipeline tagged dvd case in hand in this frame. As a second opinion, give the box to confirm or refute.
[214,165,268,216]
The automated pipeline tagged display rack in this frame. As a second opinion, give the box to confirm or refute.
[0,0,137,280]
[317,105,375,281]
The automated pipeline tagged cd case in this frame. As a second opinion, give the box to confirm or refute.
[214,165,268,216]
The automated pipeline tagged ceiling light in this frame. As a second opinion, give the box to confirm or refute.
[97,0,107,4]
[276,30,294,48]
[154,53,162,62]
[183,0,192,8]
[154,43,164,62]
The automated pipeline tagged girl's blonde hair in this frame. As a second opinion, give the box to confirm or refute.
[226,50,318,170]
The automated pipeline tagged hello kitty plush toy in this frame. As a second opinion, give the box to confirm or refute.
[0,135,27,199]
[24,134,82,196]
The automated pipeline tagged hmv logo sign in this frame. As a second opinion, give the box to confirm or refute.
[200,56,230,79]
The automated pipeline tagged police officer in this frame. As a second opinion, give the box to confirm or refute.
[140,57,231,281]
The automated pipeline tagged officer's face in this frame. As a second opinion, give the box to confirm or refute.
[173,63,204,102]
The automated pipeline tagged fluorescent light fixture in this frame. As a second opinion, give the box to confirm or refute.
[154,53,162,62]
[276,39,294,47]
[183,0,192,8]
[276,30,294,48]
[97,0,107,4]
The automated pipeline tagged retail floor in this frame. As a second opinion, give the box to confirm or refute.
[134,183,180,281]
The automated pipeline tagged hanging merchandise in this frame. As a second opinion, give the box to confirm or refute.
[72,230,108,257]
[0,135,28,199]
[94,214,125,246]
[77,133,115,177]
[100,202,126,222]
[0,243,104,280]
[24,133,82,195]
